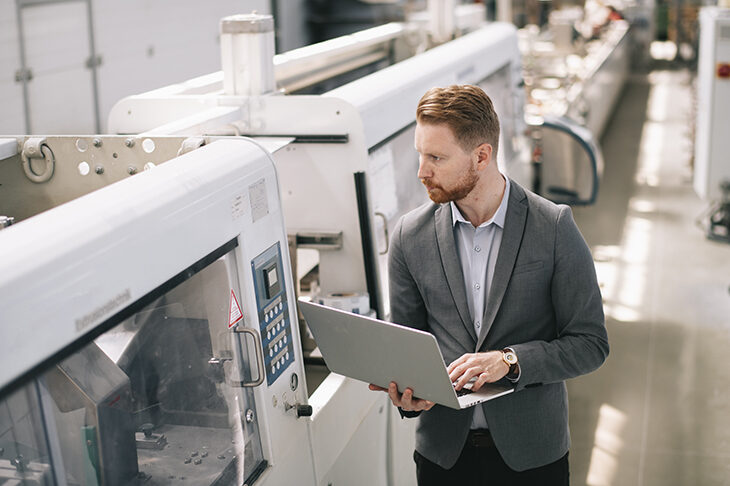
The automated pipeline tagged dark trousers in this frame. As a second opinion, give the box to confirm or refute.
[414,429,569,486]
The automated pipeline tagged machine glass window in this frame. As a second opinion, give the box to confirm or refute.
[0,382,55,484]
[0,245,267,485]
[367,124,430,318]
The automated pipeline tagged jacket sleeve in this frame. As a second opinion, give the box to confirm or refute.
[389,217,429,418]
[510,205,609,391]
[389,217,428,332]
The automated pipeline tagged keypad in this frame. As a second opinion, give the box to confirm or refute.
[252,243,294,386]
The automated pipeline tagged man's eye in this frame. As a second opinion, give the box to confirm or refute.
[432,155,441,161]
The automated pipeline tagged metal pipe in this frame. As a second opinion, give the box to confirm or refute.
[273,22,404,88]
[86,0,101,133]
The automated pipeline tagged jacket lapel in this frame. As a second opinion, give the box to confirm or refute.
[434,204,478,344]
[476,181,528,350]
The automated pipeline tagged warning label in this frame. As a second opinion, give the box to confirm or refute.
[229,290,243,328]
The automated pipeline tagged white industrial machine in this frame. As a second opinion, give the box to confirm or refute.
[695,7,730,243]
[519,11,629,205]
[0,139,316,485]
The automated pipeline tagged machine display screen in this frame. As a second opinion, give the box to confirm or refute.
[264,264,280,298]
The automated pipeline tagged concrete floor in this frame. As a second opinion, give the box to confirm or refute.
[568,69,730,485]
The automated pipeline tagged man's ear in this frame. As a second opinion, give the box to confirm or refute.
[475,143,493,169]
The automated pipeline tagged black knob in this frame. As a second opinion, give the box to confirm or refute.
[296,404,313,417]
[140,423,154,438]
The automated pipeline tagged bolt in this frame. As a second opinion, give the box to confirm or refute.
[95,165,104,175]
[193,458,202,465]
[124,138,135,148]
[217,454,226,460]
[245,409,255,423]
[191,451,198,457]
[11,455,26,472]
[184,458,192,464]
[128,166,138,175]
[140,423,154,438]
[93,138,102,148]
[201,451,208,458]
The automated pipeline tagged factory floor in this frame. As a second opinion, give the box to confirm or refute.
[568,67,730,485]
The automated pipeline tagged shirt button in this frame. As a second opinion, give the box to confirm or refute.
[475,246,481,252]
[475,283,481,290]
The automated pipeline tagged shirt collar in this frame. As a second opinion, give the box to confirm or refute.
[450,175,510,229]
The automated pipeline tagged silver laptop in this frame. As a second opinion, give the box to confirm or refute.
[298,300,514,410]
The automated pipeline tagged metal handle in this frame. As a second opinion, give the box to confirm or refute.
[21,137,55,183]
[375,211,390,255]
[235,327,266,387]
[530,115,602,206]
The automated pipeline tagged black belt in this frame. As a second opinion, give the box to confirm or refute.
[467,429,495,448]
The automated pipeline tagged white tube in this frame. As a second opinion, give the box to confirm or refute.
[220,14,276,96]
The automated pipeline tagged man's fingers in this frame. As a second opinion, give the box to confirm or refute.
[455,366,482,389]
[447,354,470,373]
[402,388,434,411]
[381,382,436,412]
[384,382,435,412]
[471,372,491,392]
[449,360,474,382]
[417,399,436,411]
[446,359,461,374]
[401,388,415,409]
[387,382,403,407]
[448,364,464,382]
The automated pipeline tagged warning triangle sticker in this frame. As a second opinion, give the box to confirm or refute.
[229,290,243,328]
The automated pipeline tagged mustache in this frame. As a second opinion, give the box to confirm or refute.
[420,178,439,190]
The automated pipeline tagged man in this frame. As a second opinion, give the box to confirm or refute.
[369,85,609,485]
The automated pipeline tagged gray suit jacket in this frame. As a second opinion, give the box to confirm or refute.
[388,180,609,472]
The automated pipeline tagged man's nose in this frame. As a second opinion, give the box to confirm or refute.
[417,157,431,179]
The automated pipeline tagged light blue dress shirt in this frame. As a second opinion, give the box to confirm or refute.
[450,175,510,429]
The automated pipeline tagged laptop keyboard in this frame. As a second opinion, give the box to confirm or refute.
[455,387,473,397]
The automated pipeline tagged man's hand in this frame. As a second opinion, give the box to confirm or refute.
[368,382,435,412]
[447,351,509,391]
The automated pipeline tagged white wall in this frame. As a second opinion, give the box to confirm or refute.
[0,0,270,135]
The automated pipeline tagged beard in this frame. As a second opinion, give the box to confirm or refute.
[421,165,479,204]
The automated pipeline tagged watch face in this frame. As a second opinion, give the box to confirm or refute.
[504,352,517,365]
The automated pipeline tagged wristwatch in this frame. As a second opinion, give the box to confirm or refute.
[502,348,518,374]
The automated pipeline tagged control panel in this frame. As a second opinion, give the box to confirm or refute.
[252,242,294,386]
